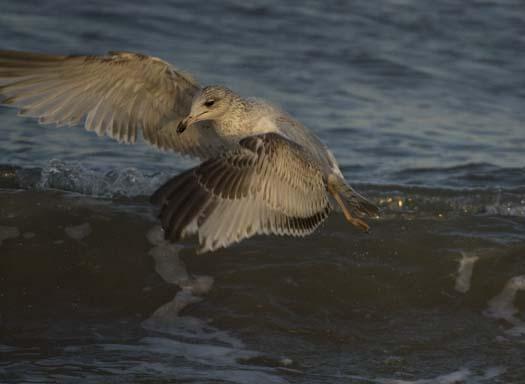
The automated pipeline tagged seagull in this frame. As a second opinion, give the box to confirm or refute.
[0,50,378,253]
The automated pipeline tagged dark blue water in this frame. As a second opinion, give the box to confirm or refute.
[1,1,525,383]
[1,0,524,186]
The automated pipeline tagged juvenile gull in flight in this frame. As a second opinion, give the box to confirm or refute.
[0,50,378,253]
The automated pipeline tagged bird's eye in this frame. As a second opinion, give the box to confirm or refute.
[204,99,215,107]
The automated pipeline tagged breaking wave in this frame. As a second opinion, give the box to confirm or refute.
[1,160,524,217]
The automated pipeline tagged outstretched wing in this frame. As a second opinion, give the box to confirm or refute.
[151,132,333,253]
[0,50,225,158]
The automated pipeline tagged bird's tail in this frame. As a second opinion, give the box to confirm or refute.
[327,175,379,232]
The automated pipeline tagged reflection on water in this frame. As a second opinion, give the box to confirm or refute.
[143,225,215,335]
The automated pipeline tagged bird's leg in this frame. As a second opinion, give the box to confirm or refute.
[327,182,370,233]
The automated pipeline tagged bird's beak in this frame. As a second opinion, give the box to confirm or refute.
[177,112,206,134]
[176,115,192,134]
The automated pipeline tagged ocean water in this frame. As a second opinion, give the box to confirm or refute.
[1,1,525,383]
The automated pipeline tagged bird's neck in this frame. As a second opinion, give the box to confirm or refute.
[216,99,278,139]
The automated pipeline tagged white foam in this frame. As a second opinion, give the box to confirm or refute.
[64,222,92,240]
[144,315,245,349]
[104,336,258,366]
[484,275,525,336]
[86,360,287,384]
[336,366,505,384]
[38,159,177,198]
[0,225,20,246]
[380,368,472,384]
[419,366,505,384]
[454,252,479,293]
[23,343,287,384]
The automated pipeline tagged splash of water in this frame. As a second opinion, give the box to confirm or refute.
[37,159,171,198]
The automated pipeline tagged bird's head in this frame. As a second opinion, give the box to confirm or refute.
[177,85,235,134]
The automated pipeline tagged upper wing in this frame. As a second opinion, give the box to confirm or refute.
[151,132,333,253]
[0,50,225,158]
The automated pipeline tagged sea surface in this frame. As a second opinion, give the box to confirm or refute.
[1,1,525,383]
